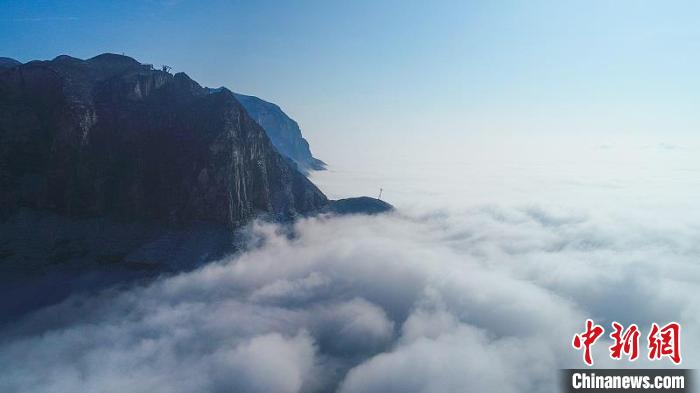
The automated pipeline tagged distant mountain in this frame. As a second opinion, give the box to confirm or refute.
[322,196,393,215]
[0,57,21,70]
[234,93,326,173]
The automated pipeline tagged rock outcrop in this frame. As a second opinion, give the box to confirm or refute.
[323,197,393,215]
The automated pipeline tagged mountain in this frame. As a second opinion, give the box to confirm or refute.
[0,57,21,70]
[0,53,327,227]
[234,93,326,173]
[0,53,389,319]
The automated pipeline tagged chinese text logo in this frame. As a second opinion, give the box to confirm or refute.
[572,319,681,366]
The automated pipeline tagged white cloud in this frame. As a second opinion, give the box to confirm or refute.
[0,206,698,392]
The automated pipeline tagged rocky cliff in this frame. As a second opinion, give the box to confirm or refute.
[0,53,390,320]
[234,93,326,173]
[0,53,328,227]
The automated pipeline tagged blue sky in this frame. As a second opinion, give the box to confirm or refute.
[2,0,700,148]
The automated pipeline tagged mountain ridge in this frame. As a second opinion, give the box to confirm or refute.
[234,92,326,174]
[0,57,21,69]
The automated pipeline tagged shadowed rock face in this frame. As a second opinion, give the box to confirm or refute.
[234,93,326,173]
[0,53,328,227]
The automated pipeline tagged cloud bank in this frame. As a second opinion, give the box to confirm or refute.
[1,206,698,392]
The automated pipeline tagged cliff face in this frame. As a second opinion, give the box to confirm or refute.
[0,53,391,320]
[0,53,328,228]
[234,93,326,173]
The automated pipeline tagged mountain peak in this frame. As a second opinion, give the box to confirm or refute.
[0,57,22,69]
[87,52,140,64]
[52,54,82,63]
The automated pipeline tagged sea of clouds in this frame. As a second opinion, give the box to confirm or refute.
[1,204,698,392]
[2,133,699,392]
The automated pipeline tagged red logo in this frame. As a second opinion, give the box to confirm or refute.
[572,319,605,366]
[609,322,640,361]
[572,320,681,366]
[648,322,682,365]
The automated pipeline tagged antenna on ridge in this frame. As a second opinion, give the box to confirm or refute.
[378,188,383,200]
